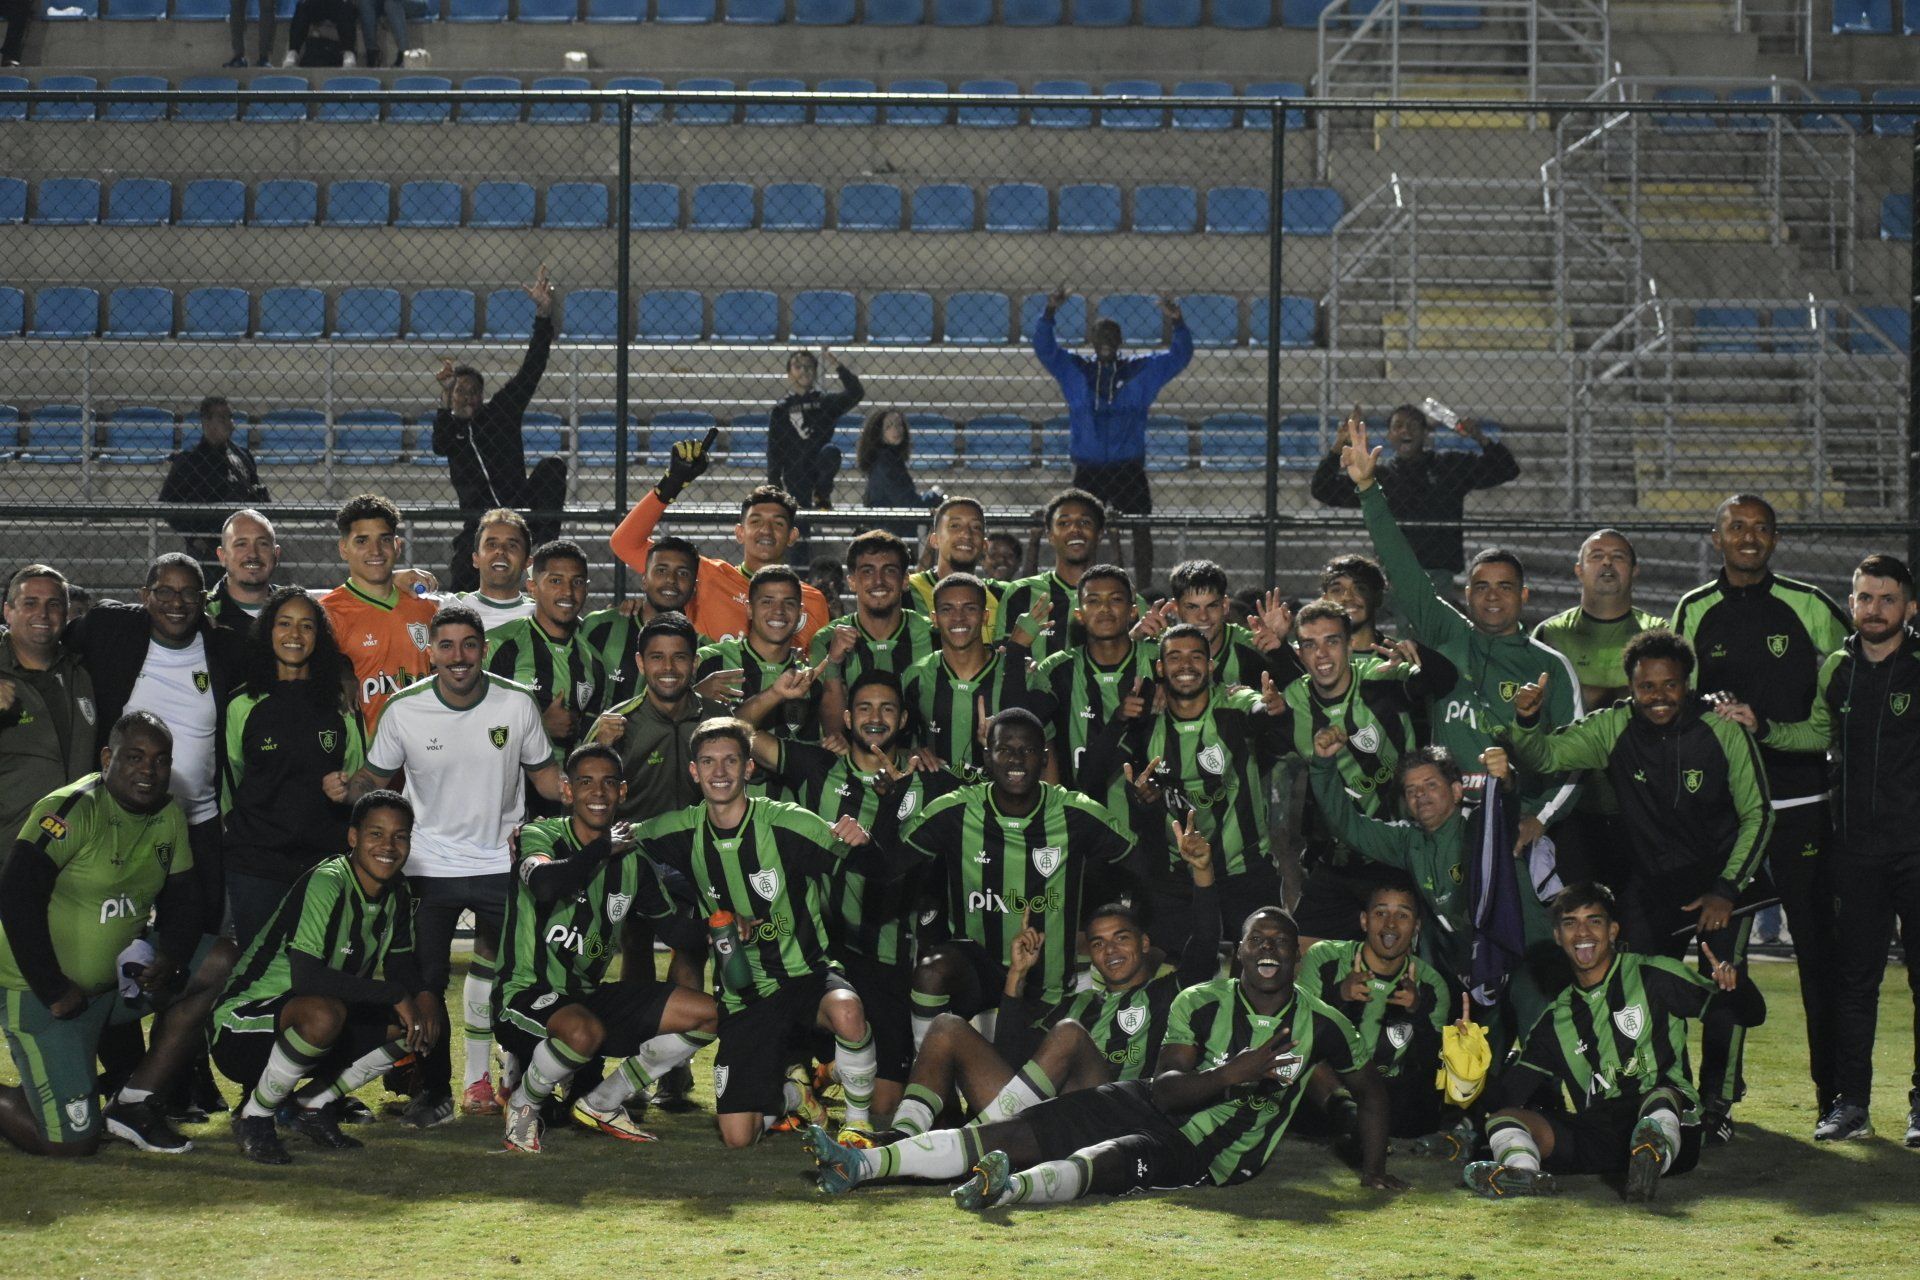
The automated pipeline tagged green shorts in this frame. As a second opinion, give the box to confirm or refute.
[1,985,144,1144]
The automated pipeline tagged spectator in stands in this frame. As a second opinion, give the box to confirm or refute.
[0,565,95,844]
[227,0,280,67]
[432,264,565,594]
[285,0,358,67]
[160,396,271,566]
[984,531,1026,584]
[1310,403,1520,587]
[1032,288,1191,592]
[1,0,28,67]
[768,347,863,511]
[856,409,941,540]
[358,0,406,67]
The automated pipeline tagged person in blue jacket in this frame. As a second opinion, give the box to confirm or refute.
[1032,287,1192,591]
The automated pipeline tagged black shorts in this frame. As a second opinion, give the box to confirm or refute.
[1542,1094,1703,1178]
[494,981,677,1065]
[1073,461,1153,516]
[210,1002,395,1098]
[1021,1079,1209,1190]
[712,970,855,1116]
[924,937,1025,1019]
[835,952,914,1084]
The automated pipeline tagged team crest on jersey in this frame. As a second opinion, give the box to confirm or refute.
[1033,846,1062,876]
[408,622,430,650]
[155,841,175,872]
[1766,634,1789,658]
[192,670,210,693]
[488,725,510,749]
[318,728,339,754]
[38,814,68,840]
[1385,1022,1412,1050]
[77,697,95,725]
[1894,693,1912,717]
[1683,769,1704,794]
[713,1065,730,1096]
[63,1097,92,1132]
[1196,745,1226,776]
[1270,1052,1305,1085]
[532,992,559,1010]
[896,790,919,822]
[607,892,633,923]
[1612,1003,1645,1039]
[1116,1005,1148,1036]
[1349,724,1380,754]
[575,681,594,707]
[749,867,781,903]
[1498,681,1518,701]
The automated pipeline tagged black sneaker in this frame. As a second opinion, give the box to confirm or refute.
[651,1063,697,1113]
[105,1098,193,1154]
[232,1113,292,1165]
[336,1097,377,1126]
[400,1092,456,1130]
[1813,1100,1873,1142]
[1701,1110,1735,1146]
[280,1103,364,1150]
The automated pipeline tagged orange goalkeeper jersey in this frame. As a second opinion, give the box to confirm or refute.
[320,581,438,730]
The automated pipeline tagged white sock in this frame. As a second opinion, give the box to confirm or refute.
[971,1062,1054,1126]
[117,1086,156,1106]
[1644,1106,1682,1174]
[301,1041,402,1110]
[511,1039,589,1108]
[1488,1119,1542,1172]
[835,1029,878,1126]
[998,1157,1088,1206]
[462,967,495,1090]
[892,1085,940,1138]
[862,1127,969,1181]
[240,1028,324,1118]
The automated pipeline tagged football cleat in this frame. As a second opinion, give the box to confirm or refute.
[462,1077,503,1117]
[104,1098,193,1154]
[1409,1125,1475,1166]
[1463,1160,1556,1199]
[1700,1110,1735,1146]
[571,1098,661,1144]
[835,1126,879,1149]
[951,1150,1012,1213]
[649,1063,697,1113]
[280,1102,363,1150]
[1813,1101,1873,1142]
[1623,1117,1671,1203]
[336,1097,377,1126]
[805,1123,864,1196]
[399,1093,456,1130]
[503,1100,545,1154]
[232,1113,292,1166]
[785,1065,830,1128]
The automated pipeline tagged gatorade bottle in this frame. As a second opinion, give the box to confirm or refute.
[708,910,752,992]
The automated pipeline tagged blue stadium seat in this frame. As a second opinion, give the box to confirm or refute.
[639,289,704,340]
[1179,293,1238,346]
[519,0,580,20]
[183,287,250,339]
[585,0,644,18]
[1032,79,1092,128]
[726,0,785,21]
[816,77,878,125]
[528,76,592,123]
[911,183,975,231]
[794,0,853,19]
[1652,86,1717,131]
[1022,292,1086,341]
[104,407,177,463]
[674,77,737,124]
[763,181,826,229]
[628,182,680,229]
[175,76,239,122]
[1244,80,1307,130]
[575,412,634,464]
[1693,306,1763,353]
[326,179,390,226]
[1280,415,1327,469]
[713,289,778,341]
[0,76,29,124]
[34,177,101,225]
[102,75,167,123]
[791,290,857,342]
[179,178,245,227]
[1271,295,1317,347]
[390,76,454,124]
[33,75,96,122]
[655,0,717,20]
[106,287,174,339]
[986,182,1049,232]
[868,291,934,342]
[1215,0,1270,26]
[1141,0,1198,24]
[1098,293,1163,344]
[1206,185,1268,234]
[691,181,756,229]
[654,412,719,462]
[1133,183,1197,233]
[838,182,901,229]
[1832,0,1891,33]
[1872,88,1920,136]
[21,405,89,463]
[957,79,1018,127]
[1059,183,1122,233]
[886,78,950,126]
[521,411,568,460]
[458,75,523,124]
[1144,416,1190,472]
[934,0,991,23]
[606,76,667,123]
[28,287,101,337]
[244,74,310,122]
[1855,305,1909,355]
[336,410,407,466]
[398,180,461,227]
[962,414,1033,469]
[103,0,166,16]
[254,179,318,226]
[1072,0,1130,25]
[1171,80,1234,130]
[1101,80,1164,130]
[1806,86,1864,134]
[0,177,24,224]
[906,414,957,466]
[1278,0,1332,25]
[335,287,403,339]
[1038,414,1071,463]
[473,181,536,228]
[945,291,1010,344]
[1418,2,1479,29]
[562,289,619,340]
[1766,307,1818,355]
[259,287,325,340]
[864,0,924,23]
[720,414,768,470]
[256,410,329,465]
[448,0,509,19]
[409,288,477,340]
[1724,85,1783,133]
[1882,194,1913,242]
[1281,185,1343,235]
[545,182,609,228]
[0,290,18,338]
[746,78,808,125]
[1003,0,1061,19]
[1908,2,1920,33]
[317,76,380,122]
[484,289,536,339]
[1201,412,1267,471]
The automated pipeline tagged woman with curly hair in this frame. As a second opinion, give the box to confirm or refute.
[857,409,943,541]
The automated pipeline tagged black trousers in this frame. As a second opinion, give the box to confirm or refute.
[2,0,29,62]
[1759,802,1839,1110]
[1830,847,1920,1104]
[768,441,841,508]
[1616,868,1751,1116]
[446,455,567,591]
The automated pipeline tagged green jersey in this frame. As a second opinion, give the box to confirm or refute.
[899,781,1132,1003]
[1015,636,1157,838]
[1209,622,1277,689]
[0,775,192,995]
[637,797,852,1013]
[1512,952,1720,1115]
[214,855,416,1032]
[1531,606,1663,814]
[809,610,938,686]
[486,617,609,764]
[496,817,677,1010]
[902,649,1010,775]
[1161,978,1366,1185]
[1300,939,1449,1079]
[906,569,1008,640]
[996,572,1149,664]
[699,635,813,742]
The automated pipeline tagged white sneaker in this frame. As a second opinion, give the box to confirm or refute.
[341,51,357,67]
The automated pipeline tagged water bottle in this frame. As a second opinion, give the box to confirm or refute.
[707,910,753,992]
[1420,397,1460,430]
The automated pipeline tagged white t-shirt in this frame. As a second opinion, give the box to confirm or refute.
[123,634,219,824]
[444,590,537,631]
[365,673,552,878]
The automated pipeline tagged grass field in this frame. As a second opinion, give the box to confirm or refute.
[4,959,1918,1280]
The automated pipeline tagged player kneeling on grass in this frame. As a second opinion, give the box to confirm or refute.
[496,744,720,1154]
[1465,881,1766,1203]
[808,906,1407,1207]
[211,790,440,1165]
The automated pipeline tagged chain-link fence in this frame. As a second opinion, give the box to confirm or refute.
[0,82,1911,612]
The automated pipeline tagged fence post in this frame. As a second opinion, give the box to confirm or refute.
[614,95,634,597]
[1263,99,1285,588]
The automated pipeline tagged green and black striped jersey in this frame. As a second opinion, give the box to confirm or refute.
[898,781,1132,1003]
[1012,637,1157,840]
[808,610,938,686]
[996,572,1149,664]
[486,617,609,764]
[698,635,814,742]
[214,856,414,1033]
[496,817,676,1010]
[637,797,850,1012]
[902,649,1009,775]
[1162,978,1365,1185]
[579,608,713,710]
[1299,939,1449,1079]
[769,740,964,973]
[1210,623,1274,689]
[1512,952,1719,1115]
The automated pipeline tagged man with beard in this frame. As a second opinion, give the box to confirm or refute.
[203,509,283,636]
[487,540,606,770]
[999,490,1147,663]
[906,498,1008,639]
[581,534,703,709]
[812,531,936,745]
[1165,559,1298,687]
[0,565,96,843]
[699,567,817,746]
[902,574,1013,775]
[446,509,535,632]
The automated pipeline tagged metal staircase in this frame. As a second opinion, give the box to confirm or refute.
[1314,1,1611,102]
